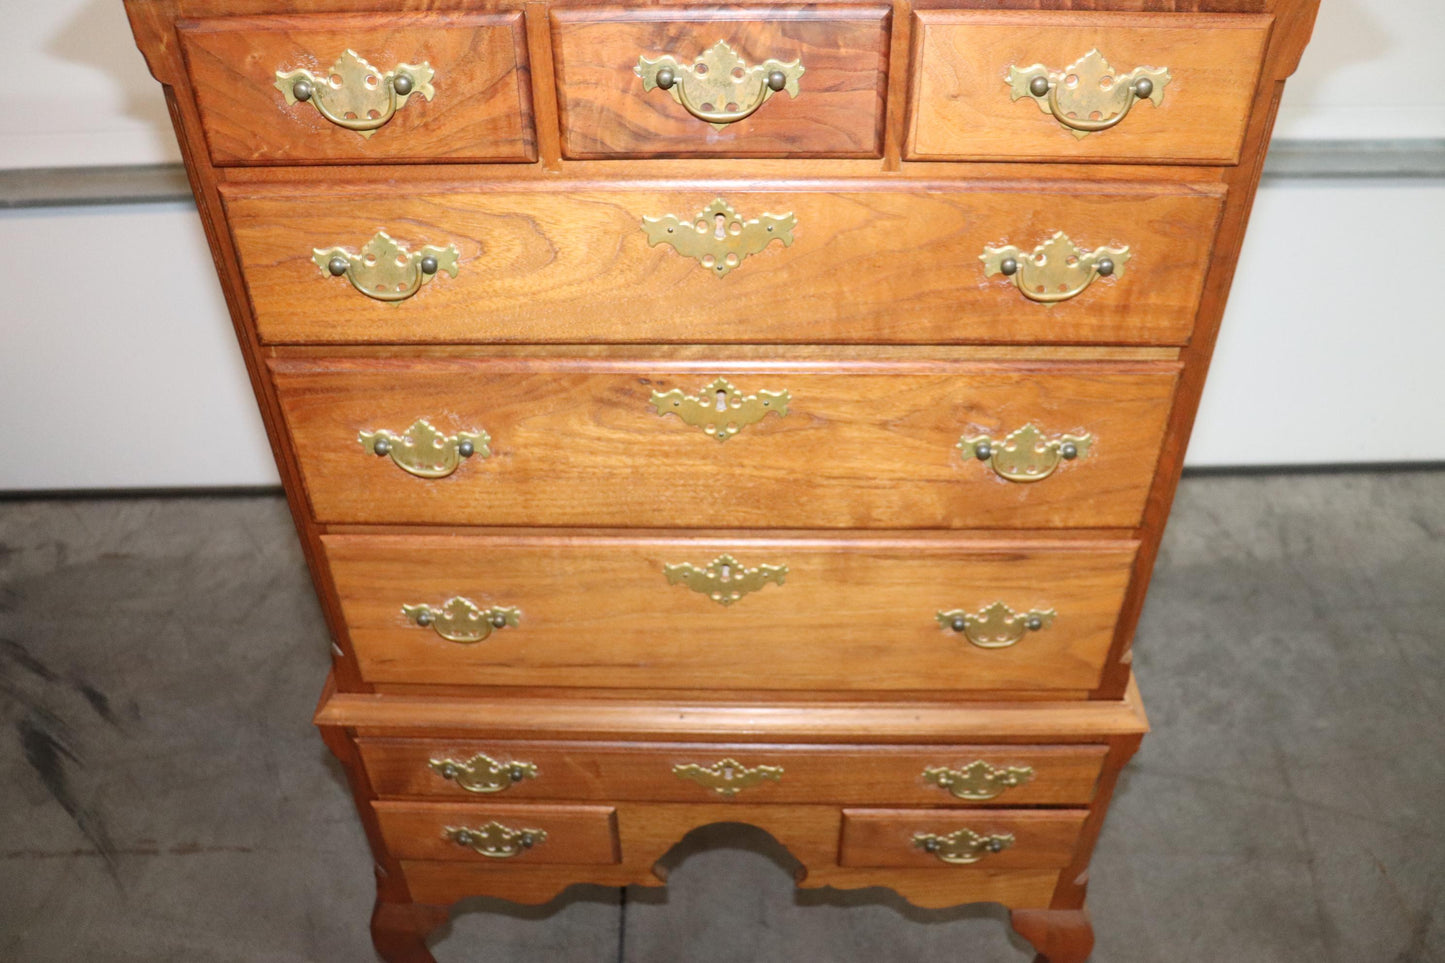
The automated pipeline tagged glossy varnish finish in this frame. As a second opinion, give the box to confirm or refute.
[180,12,537,164]
[907,12,1273,164]
[225,182,1225,345]
[123,0,1321,959]
[551,5,892,158]
[325,533,1138,690]
[358,739,1111,804]
[272,357,1181,529]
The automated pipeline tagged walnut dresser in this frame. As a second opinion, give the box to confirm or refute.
[126,0,1318,959]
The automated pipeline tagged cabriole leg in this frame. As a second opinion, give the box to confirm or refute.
[370,896,449,963]
[1010,908,1095,963]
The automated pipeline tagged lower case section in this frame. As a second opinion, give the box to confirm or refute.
[315,677,1147,963]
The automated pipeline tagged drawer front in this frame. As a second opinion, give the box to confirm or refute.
[551,5,891,158]
[179,13,535,165]
[359,739,1109,805]
[324,534,1137,692]
[907,12,1271,164]
[273,358,1179,530]
[224,183,1224,345]
[840,808,1087,870]
[373,801,619,864]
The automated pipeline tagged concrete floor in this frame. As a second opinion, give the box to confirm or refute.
[0,470,1441,962]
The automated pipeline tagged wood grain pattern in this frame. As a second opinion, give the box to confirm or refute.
[324,533,1137,691]
[359,738,1108,804]
[551,5,890,158]
[225,182,1224,345]
[317,675,1152,744]
[373,800,620,863]
[397,799,1064,908]
[907,12,1272,164]
[840,808,1088,869]
[271,357,1180,529]
[179,12,535,165]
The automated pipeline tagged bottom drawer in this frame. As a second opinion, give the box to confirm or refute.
[373,801,620,864]
[840,808,1087,870]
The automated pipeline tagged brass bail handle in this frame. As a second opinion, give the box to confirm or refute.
[636,40,803,128]
[1008,50,1170,139]
[314,232,459,304]
[982,232,1129,306]
[275,51,436,136]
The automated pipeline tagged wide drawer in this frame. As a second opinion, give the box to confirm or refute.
[373,801,620,864]
[840,808,1087,869]
[324,533,1138,691]
[551,4,891,158]
[178,13,535,165]
[224,182,1225,345]
[272,357,1180,530]
[907,12,1272,164]
[359,739,1109,805]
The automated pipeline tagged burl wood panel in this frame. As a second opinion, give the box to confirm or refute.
[372,800,620,863]
[907,12,1272,163]
[551,5,890,158]
[324,533,1137,691]
[270,357,1180,529]
[225,182,1224,345]
[179,12,535,165]
[839,808,1088,869]
[358,739,1110,804]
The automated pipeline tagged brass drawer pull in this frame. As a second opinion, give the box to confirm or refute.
[403,598,520,644]
[315,232,459,303]
[643,197,795,277]
[652,377,790,441]
[913,828,1015,865]
[430,752,538,793]
[636,40,802,128]
[673,758,784,796]
[1008,49,1170,138]
[982,232,1129,304]
[923,761,1036,801]
[937,603,1056,649]
[957,424,1092,483]
[444,822,545,858]
[664,554,787,607]
[359,419,489,479]
[276,50,435,135]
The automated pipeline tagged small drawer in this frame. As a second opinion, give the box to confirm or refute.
[907,12,1272,164]
[225,181,1224,345]
[324,533,1138,692]
[840,808,1087,870]
[272,357,1180,531]
[373,801,619,864]
[359,740,1109,805]
[178,12,535,165]
[551,4,891,158]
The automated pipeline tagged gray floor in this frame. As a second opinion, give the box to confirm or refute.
[0,470,1441,962]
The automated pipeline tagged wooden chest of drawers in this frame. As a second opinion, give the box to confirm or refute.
[126,1,1319,959]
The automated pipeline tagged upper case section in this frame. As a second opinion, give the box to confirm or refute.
[551,4,892,158]
[178,12,537,165]
[907,11,1272,164]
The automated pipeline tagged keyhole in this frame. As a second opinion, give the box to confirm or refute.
[723,765,736,780]
[715,389,728,411]
[720,563,732,581]
[714,213,726,239]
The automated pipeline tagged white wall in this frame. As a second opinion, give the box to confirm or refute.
[1,0,1442,489]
